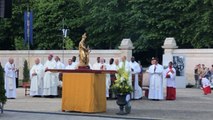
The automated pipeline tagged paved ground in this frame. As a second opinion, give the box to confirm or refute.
[0,88,213,120]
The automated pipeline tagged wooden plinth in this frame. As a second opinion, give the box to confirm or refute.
[62,73,106,113]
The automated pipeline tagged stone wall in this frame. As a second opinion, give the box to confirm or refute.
[162,38,213,88]
[0,39,134,80]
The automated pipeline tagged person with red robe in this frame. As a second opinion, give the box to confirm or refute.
[164,61,176,100]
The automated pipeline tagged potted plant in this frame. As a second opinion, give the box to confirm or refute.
[0,63,6,113]
[112,66,133,115]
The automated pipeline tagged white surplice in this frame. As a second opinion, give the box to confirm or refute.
[106,64,117,97]
[148,64,164,100]
[130,61,143,99]
[65,64,76,70]
[43,60,58,96]
[56,61,65,69]
[30,63,44,96]
[4,62,16,98]
[163,67,176,88]
[92,62,101,70]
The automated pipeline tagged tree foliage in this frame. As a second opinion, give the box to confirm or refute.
[0,64,6,104]
[23,60,29,82]
[0,0,212,64]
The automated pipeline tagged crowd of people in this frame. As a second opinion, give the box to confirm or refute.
[4,54,178,101]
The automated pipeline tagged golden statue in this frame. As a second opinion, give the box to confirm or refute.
[78,33,90,68]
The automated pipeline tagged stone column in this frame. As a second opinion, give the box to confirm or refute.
[162,37,178,66]
[118,38,134,61]
[162,37,186,88]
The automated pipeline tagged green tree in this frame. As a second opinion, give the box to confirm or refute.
[23,60,30,82]
[0,63,6,105]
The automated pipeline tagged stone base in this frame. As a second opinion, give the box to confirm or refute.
[78,66,90,70]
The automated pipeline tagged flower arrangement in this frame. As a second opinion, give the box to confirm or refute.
[112,66,133,95]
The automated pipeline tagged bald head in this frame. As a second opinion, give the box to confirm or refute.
[121,56,126,62]
[9,58,14,64]
[115,59,119,66]
[35,58,40,65]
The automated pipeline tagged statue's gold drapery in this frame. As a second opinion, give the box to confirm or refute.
[78,33,90,67]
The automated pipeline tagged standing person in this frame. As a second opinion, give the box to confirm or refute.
[4,58,17,99]
[71,56,78,69]
[55,56,65,69]
[30,58,44,97]
[129,56,143,99]
[43,54,58,97]
[164,62,176,100]
[147,57,164,100]
[92,57,101,70]
[65,59,75,69]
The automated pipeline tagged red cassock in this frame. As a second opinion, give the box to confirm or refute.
[203,86,211,95]
[166,87,176,100]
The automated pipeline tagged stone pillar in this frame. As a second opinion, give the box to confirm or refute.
[119,38,134,61]
[162,37,186,88]
[162,37,178,66]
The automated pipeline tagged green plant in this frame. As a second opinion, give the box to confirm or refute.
[0,64,6,104]
[23,60,30,82]
[64,37,74,50]
[112,66,133,95]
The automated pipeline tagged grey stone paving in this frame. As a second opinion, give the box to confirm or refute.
[1,88,213,120]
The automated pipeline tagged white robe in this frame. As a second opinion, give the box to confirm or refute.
[43,60,58,96]
[56,61,65,69]
[30,63,44,96]
[72,62,78,69]
[92,62,101,70]
[148,64,164,100]
[106,64,117,97]
[4,62,16,98]
[164,68,176,88]
[65,64,76,70]
[130,61,143,99]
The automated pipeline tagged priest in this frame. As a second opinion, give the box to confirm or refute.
[147,57,164,100]
[164,61,176,100]
[30,58,44,96]
[129,56,143,99]
[65,59,76,69]
[4,58,17,99]
[43,54,58,97]
[92,57,101,70]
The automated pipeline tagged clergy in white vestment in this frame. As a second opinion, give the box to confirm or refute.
[119,56,132,86]
[92,57,101,70]
[65,59,76,69]
[106,58,117,98]
[4,58,17,99]
[147,57,164,100]
[164,61,176,100]
[55,56,65,69]
[30,58,44,96]
[129,56,143,99]
[99,58,111,97]
[43,54,58,96]
[71,56,78,69]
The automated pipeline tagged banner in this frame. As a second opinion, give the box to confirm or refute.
[24,11,33,45]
